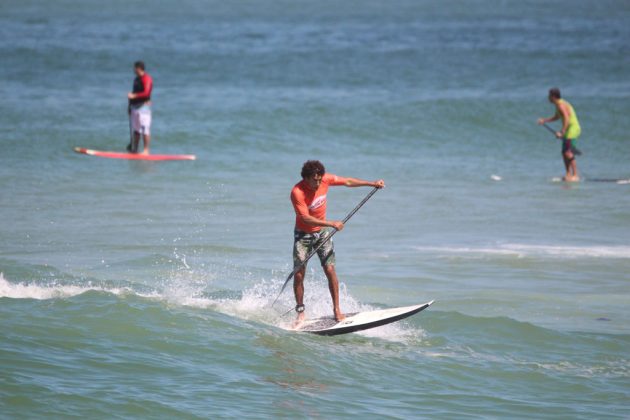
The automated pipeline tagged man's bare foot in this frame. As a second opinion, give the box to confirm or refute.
[334,310,346,322]
[141,149,150,155]
[292,311,305,329]
[563,175,580,183]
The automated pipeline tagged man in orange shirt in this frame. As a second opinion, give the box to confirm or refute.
[290,160,385,325]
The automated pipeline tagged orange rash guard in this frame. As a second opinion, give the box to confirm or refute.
[290,173,348,233]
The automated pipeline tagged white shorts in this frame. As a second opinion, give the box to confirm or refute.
[130,104,151,136]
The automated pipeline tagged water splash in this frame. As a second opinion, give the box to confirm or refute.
[0,267,426,343]
[0,272,130,300]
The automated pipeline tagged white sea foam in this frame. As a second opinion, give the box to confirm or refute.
[413,244,630,259]
[496,352,630,379]
[0,269,426,342]
[503,244,630,258]
[414,246,524,257]
[0,272,129,300]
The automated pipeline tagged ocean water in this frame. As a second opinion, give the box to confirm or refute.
[1,0,629,418]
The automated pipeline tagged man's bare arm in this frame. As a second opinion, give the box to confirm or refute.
[343,178,385,188]
[538,114,559,125]
[298,214,344,231]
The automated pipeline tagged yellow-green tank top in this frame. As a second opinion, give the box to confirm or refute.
[557,99,581,140]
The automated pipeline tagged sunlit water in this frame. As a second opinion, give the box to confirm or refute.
[1,0,629,418]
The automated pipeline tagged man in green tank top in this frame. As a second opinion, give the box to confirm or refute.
[538,87,582,182]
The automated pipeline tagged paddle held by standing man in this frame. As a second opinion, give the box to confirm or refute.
[127,61,153,154]
[538,87,582,182]
[290,160,385,326]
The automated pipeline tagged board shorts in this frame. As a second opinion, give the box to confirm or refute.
[562,138,580,156]
[130,103,151,136]
[293,229,335,268]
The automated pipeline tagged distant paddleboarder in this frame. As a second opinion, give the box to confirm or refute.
[538,87,582,182]
[127,61,153,154]
[290,160,384,325]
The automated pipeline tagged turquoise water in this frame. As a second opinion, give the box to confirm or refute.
[1,0,629,418]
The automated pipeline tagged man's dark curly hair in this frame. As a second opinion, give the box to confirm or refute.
[301,160,326,179]
[549,87,561,99]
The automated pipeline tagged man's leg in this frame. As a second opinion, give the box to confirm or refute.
[293,267,306,324]
[142,134,151,155]
[561,139,579,181]
[564,150,577,181]
[140,108,151,155]
[316,230,345,321]
[323,264,345,322]
[568,142,579,179]
[132,132,141,153]
[569,156,578,179]
[292,233,310,326]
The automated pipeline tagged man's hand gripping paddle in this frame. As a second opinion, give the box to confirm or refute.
[271,186,380,308]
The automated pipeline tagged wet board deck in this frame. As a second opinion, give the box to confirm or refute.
[290,300,434,336]
[74,147,196,161]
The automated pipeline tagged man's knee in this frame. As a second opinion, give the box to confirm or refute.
[322,264,336,275]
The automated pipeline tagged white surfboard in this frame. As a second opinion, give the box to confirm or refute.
[291,300,434,336]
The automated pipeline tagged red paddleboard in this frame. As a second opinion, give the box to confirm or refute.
[74,147,196,161]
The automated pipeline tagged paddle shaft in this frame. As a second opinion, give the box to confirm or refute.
[127,106,133,151]
[271,186,379,307]
[542,122,558,136]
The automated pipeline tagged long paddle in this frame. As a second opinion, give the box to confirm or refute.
[542,122,557,136]
[271,186,380,308]
[542,122,582,155]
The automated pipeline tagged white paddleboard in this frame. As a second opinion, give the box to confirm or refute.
[290,300,434,336]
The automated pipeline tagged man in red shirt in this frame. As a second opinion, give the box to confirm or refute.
[127,61,153,154]
[290,160,385,325]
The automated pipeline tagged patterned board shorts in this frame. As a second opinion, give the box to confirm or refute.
[293,229,336,268]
